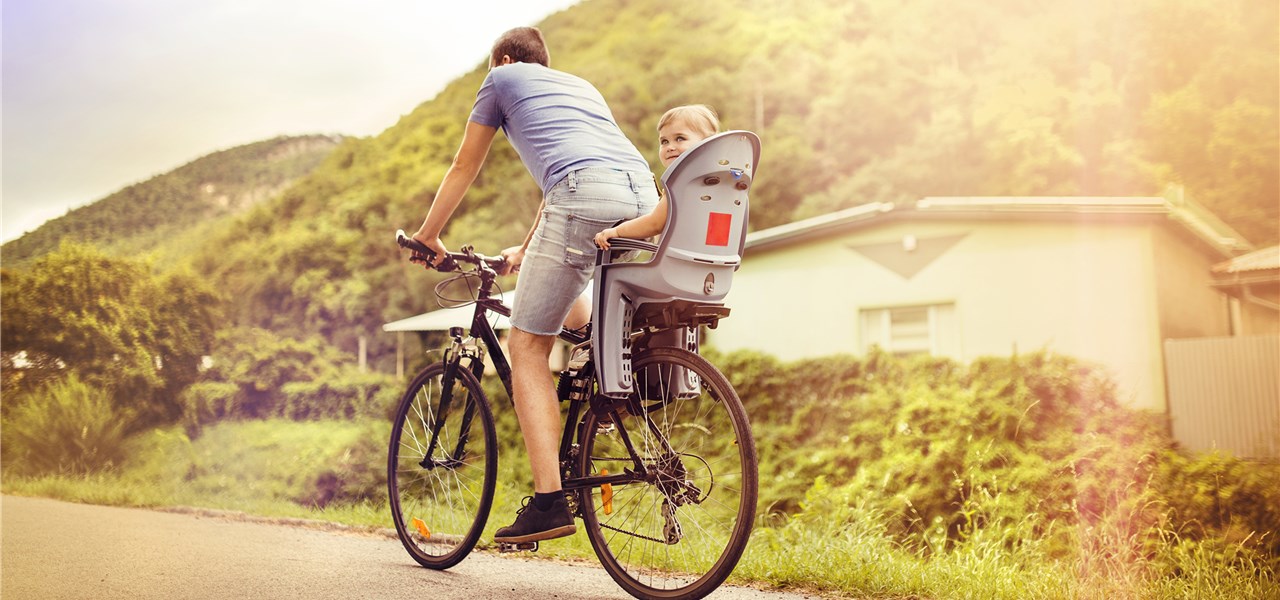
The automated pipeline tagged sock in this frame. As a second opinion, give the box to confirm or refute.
[533,491,561,511]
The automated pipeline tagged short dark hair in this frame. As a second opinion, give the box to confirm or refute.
[490,27,550,67]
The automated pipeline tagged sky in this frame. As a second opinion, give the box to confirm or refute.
[1,0,580,242]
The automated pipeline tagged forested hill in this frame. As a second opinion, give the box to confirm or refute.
[9,0,1275,375]
[2,135,342,266]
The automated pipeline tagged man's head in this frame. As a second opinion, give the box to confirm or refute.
[490,27,550,68]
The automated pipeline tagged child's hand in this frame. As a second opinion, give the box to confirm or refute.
[594,227,619,249]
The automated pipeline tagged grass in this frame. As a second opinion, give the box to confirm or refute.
[3,418,1276,599]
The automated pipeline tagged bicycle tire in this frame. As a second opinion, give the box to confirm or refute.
[388,361,497,570]
[578,347,758,600]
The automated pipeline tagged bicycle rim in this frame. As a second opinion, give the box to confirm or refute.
[579,348,758,600]
[388,362,497,570]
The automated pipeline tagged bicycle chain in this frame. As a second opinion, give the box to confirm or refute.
[588,474,685,546]
[598,521,672,545]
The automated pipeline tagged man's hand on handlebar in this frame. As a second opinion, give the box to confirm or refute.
[412,232,449,269]
[396,229,511,274]
[498,246,525,276]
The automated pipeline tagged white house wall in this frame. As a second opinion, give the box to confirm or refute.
[715,219,1171,411]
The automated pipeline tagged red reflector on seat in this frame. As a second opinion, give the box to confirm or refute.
[706,212,732,246]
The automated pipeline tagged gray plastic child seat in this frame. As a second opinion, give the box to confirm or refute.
[591,130,762,397]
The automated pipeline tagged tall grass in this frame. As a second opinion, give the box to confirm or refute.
[2,375,131,475]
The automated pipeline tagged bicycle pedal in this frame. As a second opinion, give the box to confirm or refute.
[497,541,538,553]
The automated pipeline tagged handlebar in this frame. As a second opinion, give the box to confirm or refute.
[395,230,507,273]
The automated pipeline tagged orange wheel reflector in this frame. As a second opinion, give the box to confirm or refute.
[601,469,614,515]
[412,517,431,539]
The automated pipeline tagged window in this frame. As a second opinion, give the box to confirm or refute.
[860,303,958,357]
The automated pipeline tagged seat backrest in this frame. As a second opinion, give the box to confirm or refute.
[655,130,761,277]
[590,131,761,397]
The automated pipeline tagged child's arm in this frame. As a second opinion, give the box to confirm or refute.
[594,197,668,249]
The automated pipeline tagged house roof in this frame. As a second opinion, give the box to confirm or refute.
[745,192,1253,258]
[382,291,514,332]
[1211,245,1280,289]
[1212,245,1280,275]
[381,287,597,332]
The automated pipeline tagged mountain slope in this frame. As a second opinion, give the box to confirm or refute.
[2,135,342,266]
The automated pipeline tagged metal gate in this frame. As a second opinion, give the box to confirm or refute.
[1164,335,1279,460]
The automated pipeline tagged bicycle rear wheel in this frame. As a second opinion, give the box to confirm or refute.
[388,361,497,570]
[578,347,758,600]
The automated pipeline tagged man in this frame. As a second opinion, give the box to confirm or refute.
[410,26,658,544]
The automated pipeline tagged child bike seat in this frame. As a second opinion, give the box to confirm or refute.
[592,130,762,397]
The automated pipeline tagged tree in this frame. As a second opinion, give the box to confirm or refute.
[0,242,221,429]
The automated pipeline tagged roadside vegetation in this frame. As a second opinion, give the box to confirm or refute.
[4,331,1276,599]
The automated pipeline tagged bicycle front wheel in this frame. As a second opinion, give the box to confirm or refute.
[579,347,758,600]
[388,361,497,570]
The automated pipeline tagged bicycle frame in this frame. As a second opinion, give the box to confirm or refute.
[424,261,647,498]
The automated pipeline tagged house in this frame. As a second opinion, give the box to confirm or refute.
[708,191,1266,414]
[1211,245,1280,335]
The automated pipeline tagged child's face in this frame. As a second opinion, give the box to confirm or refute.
[658,120,710,167]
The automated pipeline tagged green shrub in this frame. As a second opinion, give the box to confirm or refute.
[729,348,1280,572]
[297,421,389,507]
[1158,449,1280,560]
[185,326,402,424]
[1,375,132,476]
[280,370,400,421]
[179,381,241,434]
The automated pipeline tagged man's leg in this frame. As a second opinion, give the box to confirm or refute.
[494,327,577,543]
[507,327,562,492]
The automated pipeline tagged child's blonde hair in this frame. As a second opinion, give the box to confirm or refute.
[657,104,720,138]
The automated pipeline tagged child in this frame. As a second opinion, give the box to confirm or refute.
[593,104,721,249]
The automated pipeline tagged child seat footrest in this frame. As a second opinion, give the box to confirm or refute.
[633,300,731,331]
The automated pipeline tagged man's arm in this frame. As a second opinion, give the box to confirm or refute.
[413,120,499,262]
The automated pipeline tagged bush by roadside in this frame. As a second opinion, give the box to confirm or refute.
[711,347,1280,596]
[1,375,132,476]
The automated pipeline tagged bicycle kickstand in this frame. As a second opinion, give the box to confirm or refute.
[497,541,539,553]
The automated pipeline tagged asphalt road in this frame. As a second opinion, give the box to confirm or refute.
[1,496,822,599]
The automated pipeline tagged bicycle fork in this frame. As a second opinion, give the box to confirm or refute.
[420,329,485,471]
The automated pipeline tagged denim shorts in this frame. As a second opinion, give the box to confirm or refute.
[511,167,659,336]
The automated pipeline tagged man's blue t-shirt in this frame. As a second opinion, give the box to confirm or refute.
[469,62,651,195]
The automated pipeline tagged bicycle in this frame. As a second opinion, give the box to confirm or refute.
[387,230,759,600]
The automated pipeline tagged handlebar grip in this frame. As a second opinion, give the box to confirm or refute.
[395,229,457,271]
[395,229,430,253]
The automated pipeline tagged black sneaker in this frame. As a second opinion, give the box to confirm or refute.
[494,495,577,543]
